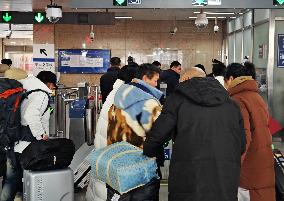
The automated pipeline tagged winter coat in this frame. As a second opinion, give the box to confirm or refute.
[108,79,163,149]
[100,67,120,103]
[106,79,163,201]
[159,69,180,97]
[14,76,51,153]
[144,77,246,201]
[228,76,275,201]
[91,79,125,201]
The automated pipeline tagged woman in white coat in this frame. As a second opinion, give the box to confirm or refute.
[86,64,138,201]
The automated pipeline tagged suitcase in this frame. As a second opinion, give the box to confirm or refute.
[69,143,94,189]
[273,149,284,201]
[23,168,74,201]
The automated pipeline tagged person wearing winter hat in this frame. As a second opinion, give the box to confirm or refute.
[1,69,56,201]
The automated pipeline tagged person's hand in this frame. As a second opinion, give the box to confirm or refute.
[42,135,49,141]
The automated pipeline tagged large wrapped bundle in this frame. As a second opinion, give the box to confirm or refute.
[90,142,158,194]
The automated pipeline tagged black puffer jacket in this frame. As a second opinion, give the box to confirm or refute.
[100,67,120,103]
[144,77,246,201]
[160,69,180,97]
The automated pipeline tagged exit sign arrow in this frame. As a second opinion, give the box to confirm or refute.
[3,13,12,22]
[35,13,44,23]
[40,49,47,56]
[276,0,284,4]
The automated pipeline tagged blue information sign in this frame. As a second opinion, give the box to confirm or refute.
[278,34,284,68]
[58,49,111,74]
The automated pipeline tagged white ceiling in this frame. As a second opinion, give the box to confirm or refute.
[0,0,243,39]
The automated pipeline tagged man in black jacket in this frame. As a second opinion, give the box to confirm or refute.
[100,57,121,103]
[159,61,182,97]
[144,67,246,201]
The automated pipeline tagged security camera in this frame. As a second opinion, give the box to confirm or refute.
[46,3,62,23]
[170,27,178,35]
[214,25,219,33]
[195,13,208,29]
[90,31,95,42]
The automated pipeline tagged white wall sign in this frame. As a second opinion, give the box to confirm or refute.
[208,0,221,5]
[33,44,55,75]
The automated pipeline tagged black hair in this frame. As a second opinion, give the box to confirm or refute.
[136,63,161,80]
[212,63,226,77]
[152,61,161,67]
[170,61,181,68]
[224,63,245,80]
[110,57,121,67]
[194,64,207,75]
[37,71,57,85]
[225,62,256,80]
[117,65,139,84]
[212,59,222,64]
[1,59,12,67]
[243,62,256,79]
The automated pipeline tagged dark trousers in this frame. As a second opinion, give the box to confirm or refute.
[0,152,23,201]
[107,178,160,201]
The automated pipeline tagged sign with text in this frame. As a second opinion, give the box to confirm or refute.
[58,49,111,74]
[278,34,284,68]
[33,44,55,75]
[128,0,142,5]
[208,0,221,5]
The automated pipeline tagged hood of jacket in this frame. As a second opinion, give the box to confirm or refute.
[176,77,229,107]
[19,75,52,93]
[228,76,258,96]
[114,79,162,110]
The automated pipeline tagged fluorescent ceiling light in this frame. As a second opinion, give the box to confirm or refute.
[230,16,237,19]
[115,16,133,19]
[189,16,226,19]
[194,12,235,15]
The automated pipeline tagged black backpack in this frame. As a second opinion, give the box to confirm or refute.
[0,78,25,149]
[0,78,51,149]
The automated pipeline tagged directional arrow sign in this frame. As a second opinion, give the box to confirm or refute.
[2,12,12,23]
[274,0,284,5]
[34,12,45,23]
[40,49,47,56]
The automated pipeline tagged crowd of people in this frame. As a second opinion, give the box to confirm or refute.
[98,57,275,201]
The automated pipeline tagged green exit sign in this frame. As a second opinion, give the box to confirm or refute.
[113,0,127,6]
[274,0,284,5]
[34,12,45,23]
[2,12,12,23]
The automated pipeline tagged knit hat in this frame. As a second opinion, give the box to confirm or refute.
[4,68,28,80]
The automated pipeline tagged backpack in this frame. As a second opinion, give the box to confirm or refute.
[0,78,51,149]
[0,78,25,149]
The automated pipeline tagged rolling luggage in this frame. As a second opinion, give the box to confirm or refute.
[274,149,284,201]
[23,168,74,201]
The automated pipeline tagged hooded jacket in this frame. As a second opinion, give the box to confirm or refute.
[144,77,246,201]
[14,76,51,153]
[228,76,275,201]
[107,79,163,149]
